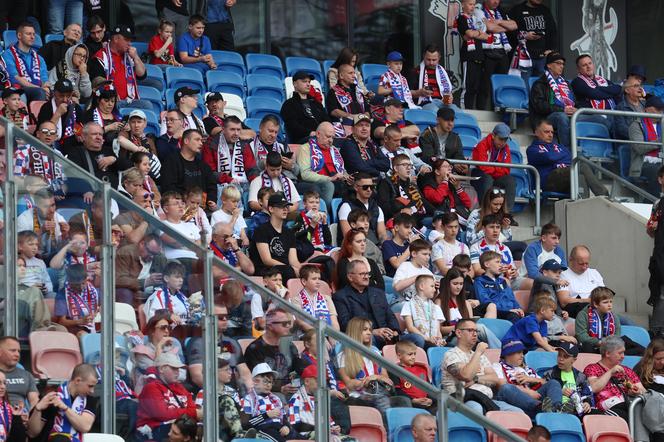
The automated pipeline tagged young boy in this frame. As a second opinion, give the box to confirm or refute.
[241,363,295,442]
[54,264,100,336]
[382,213,418,277]
[183,187,212,247]
[177,15,216,74]
[377,51,418,109]
[1,88,29,129]
[292,265,338,332]
[474,251,523,323]
[143,260,190,325]
[250,267,288,335]
[522,223,567,280]
[296,329,342,395]
[529,259,574,338]
[540,342,594,417]
[248,187,275,240]
[348,208,385,274]
[210,185,250,247]
[400,274,446,349]
[148,19,181,66]
[389,340,434,410]
[49,230,99,287]
[293,191,333,253]
[160,191,201,267]
[432,212,469,276]
[393,239,434,310]
[18,231,54,297]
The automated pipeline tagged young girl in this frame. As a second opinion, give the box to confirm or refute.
[432,212,469,276]
[210,185,250,247]
[147,20,182,67]
[182,187,212,247]
[466,187,513,246]
[336,230,384,291]
[132,151,161,208]
[400,274,446,349]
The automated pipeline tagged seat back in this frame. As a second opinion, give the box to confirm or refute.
[165,66,205,90]
[477,318,513,340]
[238,338,253,354]
[573,352,601,371]
[45,34,64,43]
[486,411,531,442]
[211,50,246,76]
[426,346,451,387]
[618,145,632,179]
[508,139,523,163]
[524,351,557,375]
[576,121,613,159]
[361,63,387,87]
[404,109,437,132]
[137,86,165,114]
[330,198,343,224]
[223,93,246,120]
[285,56,324,84]
[141,64,166,90]
[246,96,283,119]
[582,414,630,442]
[29,331,83,380]
[81,333,102,364]
[535,412,584,442]
[459,134,479,158]
[621,325,650,348]
[512,290,530,310]
[116,302,139,334]
[246,53,284,78]
[4,30,43,48]
[621,355,641,369]
[247,73,285,101]
[132,42,148,56]
[492,74,528,109]
[385,408,430,442]
[484,348,501,363]
[206,71,245,98]
[286,278,332,298]
[449,411,486,442]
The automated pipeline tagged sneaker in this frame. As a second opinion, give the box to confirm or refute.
[540,397,554,413]
[560,401,576,414]
[242,428,257,438]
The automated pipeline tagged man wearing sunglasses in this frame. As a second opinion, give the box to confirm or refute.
[338,172,387,244]
[115,233,165,304]
[338,114,390,178]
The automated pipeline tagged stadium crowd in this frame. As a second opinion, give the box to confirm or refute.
[0,0,663,441]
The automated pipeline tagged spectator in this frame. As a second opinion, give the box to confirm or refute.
[2,22,51,102]
[456,0,490,110]
[540,342,594,417]
[36,79,83,151]
[250,267,289,334]
[292,191,335,263]
[156,0,189,41]
[26,364,97,442]
[419,107,466,169]
[648,168,664,337]
[466,187,513,246]
[66,122,122,191]
[372,99,421,146]
[527,426,551,442]
[379,125,430,175]
[508,0,558,82]
[115,233,164,304]
[14,123,64,196]
[471,123,516,210]
[132,311,185,380]
[48,45,92,105]
[166,417,199,442]
[381,213,417,277]
[247,187,274,240]
[346,208,386,274]
[378,51,418,109]
[327,48,369,95]
[296,122,349,208]
[528,268,574,338]
[421,158,472,220]
[377,153,433,222]
[209,222,254,276]
[177,15,217,75]
[338,114,390,177]
[90,25,146,103]
[629,96,664,196]
[54,264,99,337]
[526,119,608,197]
[117,111,161,180]
[202,92,254,140]
[615,76,645,140]
[558,245,601,318]
[143,260,191,324]
[389,340,435,410]
[475,0,517,110]
[80,81,122,140]
[83,16,108,63]
[242,114,298,182]
[147,20,180,67]
[161,129,218,208]
[1,88,29,130]
[502,295,573,352]
[338,172,387,243]
[0,370,27,440]
[410,414,437,442]
[281,71,330,144]
[0,336,39,409]
[469,214,518,279]
[432,212,469,276]
[570,54,622,113]
[326,64,370,126]
[204,0,237,50]
[136,353,197,441]
[290,264,339,331]
[336,229,384,291]
[203,114,249,190]
[210,185,249,246]
[409,44,454,111]
[156,109,186,161]
[521,223,566,279]
[474,250,523,322]
[583,335,645,423]
[634,339,664,441]
[393,240,434,308]
[248,151,301,212]
[16,188,69,260]
[163,87,207,136]
[40,23,83,71]
[400,274,447,349]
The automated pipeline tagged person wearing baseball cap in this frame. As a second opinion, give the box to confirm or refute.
[202,92,226,137]
[37,77,85,148]
[471,122,517,210]
[337,114,391,177]
[419,106,467,171]
[116,108,160,176]
[378,50,418,109]
[372,98,421,146]
[281,70,329,144]
[89,23,145,101]
[170,86,207,136]
[628,95,664,196]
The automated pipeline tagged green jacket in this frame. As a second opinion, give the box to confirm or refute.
[575,304,622,348]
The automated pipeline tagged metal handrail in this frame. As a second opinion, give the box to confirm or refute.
[573,156,658,203]
[570,108,664,200]
[628,395,645,440]
[1,118,523,442]
[447,158,542,233]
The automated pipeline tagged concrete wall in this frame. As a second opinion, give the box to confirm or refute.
[554,197,653,324]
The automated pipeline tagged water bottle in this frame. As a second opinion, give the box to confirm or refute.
[570,391,585,415]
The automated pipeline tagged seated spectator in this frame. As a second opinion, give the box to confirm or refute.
[633,339,664,441]
[409,44,454,111]
[570,55,621,115]
[26,364,97,442]
[165,417,198,442]
[419,107,467,170]
[400,274,447,349]
[210,185,249,245]
[522,223,566,280]
[529,264,574,338]
[381,213,418,277]
[451,254,477,301]
[18,230,54,298]
[49,229,98,284]
[379,125,431,175]
[147,19,180,66]
[161,87,206,136]
[526,119,608,198]
[0,336,39,409]
[1,88,29,130]
[156,109,186,162]
[242,114,298,182]
[159,192,202,270]
[69,121,123,190]
[132,311,185,381]
[371,98,421,147]
[326,63,370,126]
[136,353,197,441]
[37,79,84,150]
[177,15,216,74]
[584,336,645,423]
[247,187,274,240]
[471,123,516,210]
[203,92,254,140]
[48,43,92,104]
[346,208,386,274]
[327,47,369,95]
[248,151,301,213]
[209,222,254,276]
[16,188,69,260]
[183,188,210,244]
[115,233,164,304]
[293,264,341,333]
[474,251,523,323]
[389,340,435,410]
[336,229,384,291]
[0,370,27,440]
[250,267,289,334]
[295,329,343,395]
[83,16,108,62]
[377,153,433,222]
[333,260,399,347]
[558,245,599,318]
[202,114,250,189]
[90,25,145,103]
[466,187,513,247]
[144,260,191,325]
[249,192,302,281]
[629,96,664,196]
[16,260,55,334]
[378,51,418,109]
[615,76,645,140]
[338,114,391,178]
[40,23,82,70]
[54,264,99,337]
[281,71,330,144]
[2,22,51,102]
[421,158,471,222]
[295,122,349,208]
[117,110,161,178]
[410,414,438,442]
[393,240,434,308]
[432,212,469,276]
[338,172,387,244]
[292,190,334,255]
[80,81,122,139]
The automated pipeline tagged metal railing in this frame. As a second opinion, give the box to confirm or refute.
[573,156,658,203]
[0,118,523,442]
[570,108,664,200]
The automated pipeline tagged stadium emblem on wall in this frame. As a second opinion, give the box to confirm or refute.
[570,0,618,80]
[428,0,462,93]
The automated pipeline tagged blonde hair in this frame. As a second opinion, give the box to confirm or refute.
[122,167,144,186]
[638,338,664,387]
[222,185,241,201]
[533,293,556,312]
[343,317,372,379]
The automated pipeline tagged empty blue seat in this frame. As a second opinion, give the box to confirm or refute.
[386,408,430,442]
[383,275,393,296]
[322,59,334,85]
[246,73,284,101]
[132,41,148,56]
[513,169,534,200]
[3,30,43,49]
[206,71,245,98]
[404,109,436,132]
[449,411,486,442]
[285,56,324,84]
[246,96,282,119]
[459,134,479,158]
[524,351,557,376]
[45,34,64,43]
[165,66,205,91]
[492,74,528,110]
[477,318,513,340]
[81,334,101,364]
[246,53,284,79]
[141,64,165,91]
[361,63,387,86]
[622,355,641,369]
[576,121,613,160]
[535,412,584,442]
[137,86,164,114]
[455,112,482,139]
[211,50,246,77]
[622,325,650,347]
[426,347,451,387]
[243,117,261,133]
[528,76,539,90]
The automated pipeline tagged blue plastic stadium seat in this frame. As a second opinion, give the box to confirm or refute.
[621,325,650,348]
[165,88,204,114]
[477,318,513,341]
[45,34,64,43]
[427,347,451,387]
[525,351,557,376]
[132,41,148,57]
[285,56,324,84]
[81,334,101,364]
[454,112,482,139]
[246,96,282,119]
[404,109,437,132]
[246,73,285,101]
[165,66,205,91]
[508,139,523,163]
[243,117,261,133]
[622,355,641,369]
[211,50,246,77]
[361,63,387,87]
[528,76,539,90]
[576,121,613,160]
[460,134,479,159]
[141,64,165,91]
[535,412,584,442]
[137,85,164,114]
[322,59,334,85]
[330,197,342,224]
[119,108,160,136]
[513,169,534,201]
[449,411,486,442]
[206,71,245,99]
[3,30,43,49]
[246,53,284,79]
[383,276,393,296]
[386,408,430,442]
[491,74,529,110]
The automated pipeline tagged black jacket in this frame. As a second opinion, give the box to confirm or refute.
[529,74,565,128]
[419,127,465,165]
[508,1,558,59]
[280,94,329,144]
[376,175,436,220]
[160,153,218,203]
[332,284,398,332]
[38,40,74,70]
[64,144,121,191]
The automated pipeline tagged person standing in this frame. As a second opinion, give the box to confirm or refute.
[47,0,84,35]
[156,0,191,42]
[648,166,664,338]
[203,0,237,50]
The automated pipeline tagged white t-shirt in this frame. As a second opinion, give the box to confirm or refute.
[400,297,445,338]
[469,239,514,266]
[161,220,201,260]
[210,209,247,238]
[519,247,561,278]
[248,174,301,205]
[393,262,434,301]
[560,268,605,299]
[16,209,67,240]
[432,240,469,275]
[337,202,385,223]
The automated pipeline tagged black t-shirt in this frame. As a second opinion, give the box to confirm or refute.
[244,337,299,391]
[249,221,296,274]
[456,13,485,62]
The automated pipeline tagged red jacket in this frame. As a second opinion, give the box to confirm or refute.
[471,133,512,179]
[422,179,472,209]
[136,375,197,429]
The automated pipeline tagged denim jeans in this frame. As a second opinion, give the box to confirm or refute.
[23,86,48,103]
[466,399,526,413]
[519,57,546,84]
[400,333,426,348]
[47,0,83,34]
[295,180,335,209]
[495,380,563,417]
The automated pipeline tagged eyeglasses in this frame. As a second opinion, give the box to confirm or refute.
[166,118,182,123]
[142,192,155,200]
[269,320,293,327]
[351,272,371,277]
[359,184,375,191]
[459,328,478,334]
[39,128,57,136]
[111,229,123,236]
[490,188,506,195]
[73,53,87,58]
[217,314,229,321]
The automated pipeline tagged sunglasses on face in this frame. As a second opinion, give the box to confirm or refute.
[40,128,57,136]
[359,184,375,191]
[217,314,229,321]
[142,192,155,200]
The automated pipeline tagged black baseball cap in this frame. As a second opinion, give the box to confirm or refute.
[384,98,406,108]
[267,193,292,208]
[292,71,314,82]
[175,87,200,101]
[205,92,224,104]
[545,52,565,65]
[556,342,579,357]
[645,96,664,110]
[540,259,567,272]
[111,24,135,40]
[1,87,24,99]
[54,79,74,93]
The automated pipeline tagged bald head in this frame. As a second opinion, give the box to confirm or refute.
[411,414,437,442]
[338,63,356,87]
[569,244,591,274]
[316,122,335,148]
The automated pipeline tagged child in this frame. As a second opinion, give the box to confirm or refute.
[250,266,288,335]
[147,19,181,66]
[16,257,56,335]
[241,363,295,442]
[293,191,334,254]
[183,187,212,247]
[540,342,594,417]
[210,185,250,247]
[347,208,385,274]
[456,0,489,110]
[521,223,567,280]
[54,264,100,336]
[143,260,190,325]
[1,88,29,129]
[576,287,645,355]
[18,231,54,297]
[160,191,201,267]
[428,212,446,243]
[474,251,523,323]
[382,213,418,277]
[177,15,216,74]
[401,274,446,349]
[529,259,574,337]
[392,239,434,310]
[293,265,339,332]
[132,151,161,208]
[389,340,434,410]
[296,329,343,396]
[49,230,99,286]
[247,187,275,240]
[377,51,418,109]
[452,253,477,299]
[432,212,469,276]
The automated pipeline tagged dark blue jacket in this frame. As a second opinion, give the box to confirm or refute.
[336,136,390,177]
[332,284,399,332]
[570,76,622,110]
[474,274,520,312]
[526,139,571,187]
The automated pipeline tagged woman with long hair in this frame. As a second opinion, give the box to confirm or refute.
[0,370,27,442]
[335,229,384,290]
[328,47,368,94]
[466,186,513,245]
[634,339,664,442]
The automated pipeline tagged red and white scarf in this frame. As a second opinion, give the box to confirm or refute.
[510,31,532,73]
[641,119,661,156]
[217,135,247,183]
[261,171,293,202]
[0,400,12,442]
[577,74,615,109]
[309,137,344,175]
[64,282,98,330]
[332,84,366,114]
[251,136,284,164]
[545,70,574,107]
[300,211,325,249]
[9,43,42,86]
[380,70,415,107]
[98,42,139,99]
[417,62,452,105]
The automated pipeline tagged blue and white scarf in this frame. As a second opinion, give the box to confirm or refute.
[51,381,88,442]
[309,137,344,175]
[480,4,512,51]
